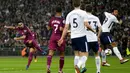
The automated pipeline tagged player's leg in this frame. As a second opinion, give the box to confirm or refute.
[101,45,110,66]
[111,42,129,64]
[93,42,101,73]
[47,39,56,73]
[76,36,88,73]
[26,48,34,70]
[74,51,80,73]
[95,53,101,73]
[58,41,65,73]
[33,49,37,62]
[31,40,45,54]
[47,50,54,73]
[79,52,88,73]
[71,38,81,73]
[100,33,111,66]
[58,51,64,73]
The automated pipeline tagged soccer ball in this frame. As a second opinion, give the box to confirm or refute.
[105,49,112,56]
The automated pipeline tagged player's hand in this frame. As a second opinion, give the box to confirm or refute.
[27,40,32,44]
[14,37,18,41]
[93,30,97,34]
[4,25,7,28]
[58,38,63,46]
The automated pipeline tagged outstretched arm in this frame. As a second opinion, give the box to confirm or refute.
[14,35,26,40]
[4,26,16,29]
[84,21,96,33]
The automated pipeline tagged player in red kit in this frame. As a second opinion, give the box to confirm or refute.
[4,22,46,70]
[47,7,65,73]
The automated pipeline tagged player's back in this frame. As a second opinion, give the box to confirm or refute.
[86,13,101,42]
[102,12,119,32]
[49,16,65,37]
[66,9,87,38]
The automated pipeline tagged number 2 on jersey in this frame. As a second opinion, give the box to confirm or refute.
[54,24,58,33]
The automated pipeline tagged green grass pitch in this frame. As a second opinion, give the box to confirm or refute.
[0,56,130,73]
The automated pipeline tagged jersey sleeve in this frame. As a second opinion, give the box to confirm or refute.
[113,17,119,23]
[61,19,65,27]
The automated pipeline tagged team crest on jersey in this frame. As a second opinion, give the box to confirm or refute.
[63,20,65,24]
[24,30,27,32]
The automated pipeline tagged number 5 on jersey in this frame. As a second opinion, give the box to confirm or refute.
[73,18,78,28]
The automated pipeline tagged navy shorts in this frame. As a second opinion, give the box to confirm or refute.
[100,32,114,45]
[71,36,88,52]
[88,42,99,53]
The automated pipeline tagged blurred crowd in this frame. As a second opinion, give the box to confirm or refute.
[0,0,130,50]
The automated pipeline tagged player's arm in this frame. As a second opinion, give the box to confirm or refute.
[58,24,69,46]
[14,35,26,40]
[114,17,122,24]
[61,24,69,39]
[84,14,96,33]
[58,15,70,46]
[47,18,52,30]
[4,26,16,29]
[47,25,51,30]
[84,21,96,33]
[59,20,65,31]
[59,27,64,31]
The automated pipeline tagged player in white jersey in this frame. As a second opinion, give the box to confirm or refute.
[58,0,96,73]
[80,5,102,73]
[100,9,129,66]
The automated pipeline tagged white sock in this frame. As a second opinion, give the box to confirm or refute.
[101,50,106,62]
[77,56,87,68]
[113,47,123,60]
[95,56,101,72]
[74,56,80,66]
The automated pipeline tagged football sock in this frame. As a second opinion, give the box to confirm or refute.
[59,57,64,71]
[74,56,80,66]
[113,47,123,60]
[101,50,106,62]
[77,56,87,68]
[95,56,101,72]
[47,55,52,69]
[27,52,33,67]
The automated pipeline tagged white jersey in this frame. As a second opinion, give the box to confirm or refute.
[86,13,101,42]
[102,12,119,32]
[66,9,88,39]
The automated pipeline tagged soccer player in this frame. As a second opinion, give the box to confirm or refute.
[46,7,65,73]
[81,5,102,73]
[4,22,45,70]
[58,0,96,73]
[100,9,129,66]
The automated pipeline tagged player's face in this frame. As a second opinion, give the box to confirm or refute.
[113,10,118,16]
[18,23,24,28]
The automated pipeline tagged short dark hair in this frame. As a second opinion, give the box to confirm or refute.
[56,6,62,13]
[72,0,81,7]
[86,4,93,12]
[111,8,118,13]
